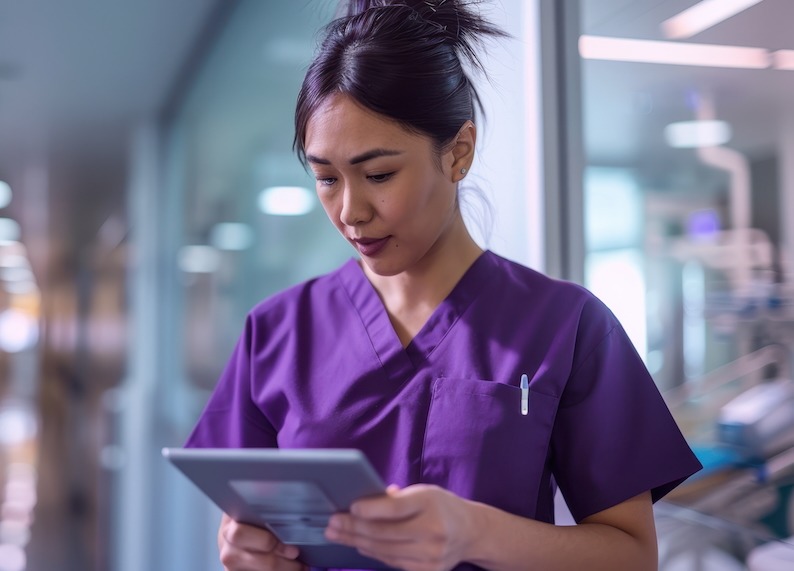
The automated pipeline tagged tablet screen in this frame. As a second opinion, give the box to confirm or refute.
[230,480,336,513]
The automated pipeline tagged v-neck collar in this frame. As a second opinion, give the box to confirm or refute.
[336,251,495,379]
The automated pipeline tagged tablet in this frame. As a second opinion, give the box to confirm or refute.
[162,447,392,569]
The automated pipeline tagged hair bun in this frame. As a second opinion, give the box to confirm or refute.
[342,0,507,72]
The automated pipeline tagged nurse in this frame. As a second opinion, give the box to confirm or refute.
[186,1,702,570]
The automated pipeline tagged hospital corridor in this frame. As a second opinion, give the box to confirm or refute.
[1,0,794,569]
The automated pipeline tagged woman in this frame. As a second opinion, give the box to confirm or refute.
[186,1,702,570]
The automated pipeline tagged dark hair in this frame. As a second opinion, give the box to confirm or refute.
[293,0,507,165]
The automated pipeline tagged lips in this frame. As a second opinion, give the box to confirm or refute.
[351,236,391,257]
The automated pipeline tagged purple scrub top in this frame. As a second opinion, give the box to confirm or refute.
[186,250,701,553]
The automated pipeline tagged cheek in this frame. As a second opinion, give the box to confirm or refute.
[317,195,347,232]
[316,192,336,215]
[417,181,454,216]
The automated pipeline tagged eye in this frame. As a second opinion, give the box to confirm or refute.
[368,172,394,183]
[316,176,337,186]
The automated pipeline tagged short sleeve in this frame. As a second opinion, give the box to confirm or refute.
[185,315,277,449]
[550,307,702,523]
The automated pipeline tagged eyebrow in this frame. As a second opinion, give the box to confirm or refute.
[306,148,404,166]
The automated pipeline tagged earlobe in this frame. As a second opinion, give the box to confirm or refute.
[451,120,476,182]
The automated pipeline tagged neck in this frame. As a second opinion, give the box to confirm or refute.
[363,214,484,314]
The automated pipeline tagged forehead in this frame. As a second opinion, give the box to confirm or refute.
[304,95,429,156]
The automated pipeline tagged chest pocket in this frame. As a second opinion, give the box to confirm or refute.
[420,377,560,518]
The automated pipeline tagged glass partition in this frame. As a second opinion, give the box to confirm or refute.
[576,0,794,389]
[167,1,348,396]
[571,0,794,557]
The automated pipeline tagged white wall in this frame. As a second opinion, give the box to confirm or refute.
[469,0,544,271]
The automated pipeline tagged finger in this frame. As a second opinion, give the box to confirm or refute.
[326,513,416,544]
[350,490,421,520]
[344,484,402,520]
[219,541,306,571]
[273,541,301,560]
[350,484,440,520]
[222,516,285,554]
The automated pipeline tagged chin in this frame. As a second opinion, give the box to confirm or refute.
[360,257,405,278]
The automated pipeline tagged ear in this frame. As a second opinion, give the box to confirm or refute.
[447,121,476,182]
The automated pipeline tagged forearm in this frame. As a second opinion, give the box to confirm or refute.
[463,500,658,571]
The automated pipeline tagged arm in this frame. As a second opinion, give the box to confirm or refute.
[466,490,657,571]
[325,485,657,571]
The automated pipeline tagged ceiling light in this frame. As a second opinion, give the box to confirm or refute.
[579,35,770,69]
[0,242,27,258]
[0,181,11,209]
[177,245,221,273]
[773,50,794,70]
[0,407,37,444]
[0,254,29,269]
[209,223,254,251]
[0,218,20,243]
[0,519,32,548]
[664,120,732,148]
[258,186,315,216]
[3,281,37,295]
[7,464,36,481]
[0,267,34,282]
[5,480,37,511]
[0,544,25,571]
[662,0,764,40]
[0,309,39,353]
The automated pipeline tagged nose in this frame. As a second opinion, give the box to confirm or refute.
[339,182,372,227]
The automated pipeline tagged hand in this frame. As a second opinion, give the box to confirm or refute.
[324,484,477,571]
[218,513,307,571]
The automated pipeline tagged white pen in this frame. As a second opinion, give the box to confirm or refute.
[520,373,529,415]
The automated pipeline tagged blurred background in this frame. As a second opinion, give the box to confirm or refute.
[1,0,794,569]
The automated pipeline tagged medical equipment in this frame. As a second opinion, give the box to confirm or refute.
[717,379,794,461]
[658,344,794,569]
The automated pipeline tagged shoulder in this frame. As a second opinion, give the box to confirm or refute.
[487,252,588,298]
[484,252,625,380]
[486,251,618,330]
[244,259,356,335]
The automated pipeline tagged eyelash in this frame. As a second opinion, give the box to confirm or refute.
[315,172,395,186]
[368,172,394,183]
